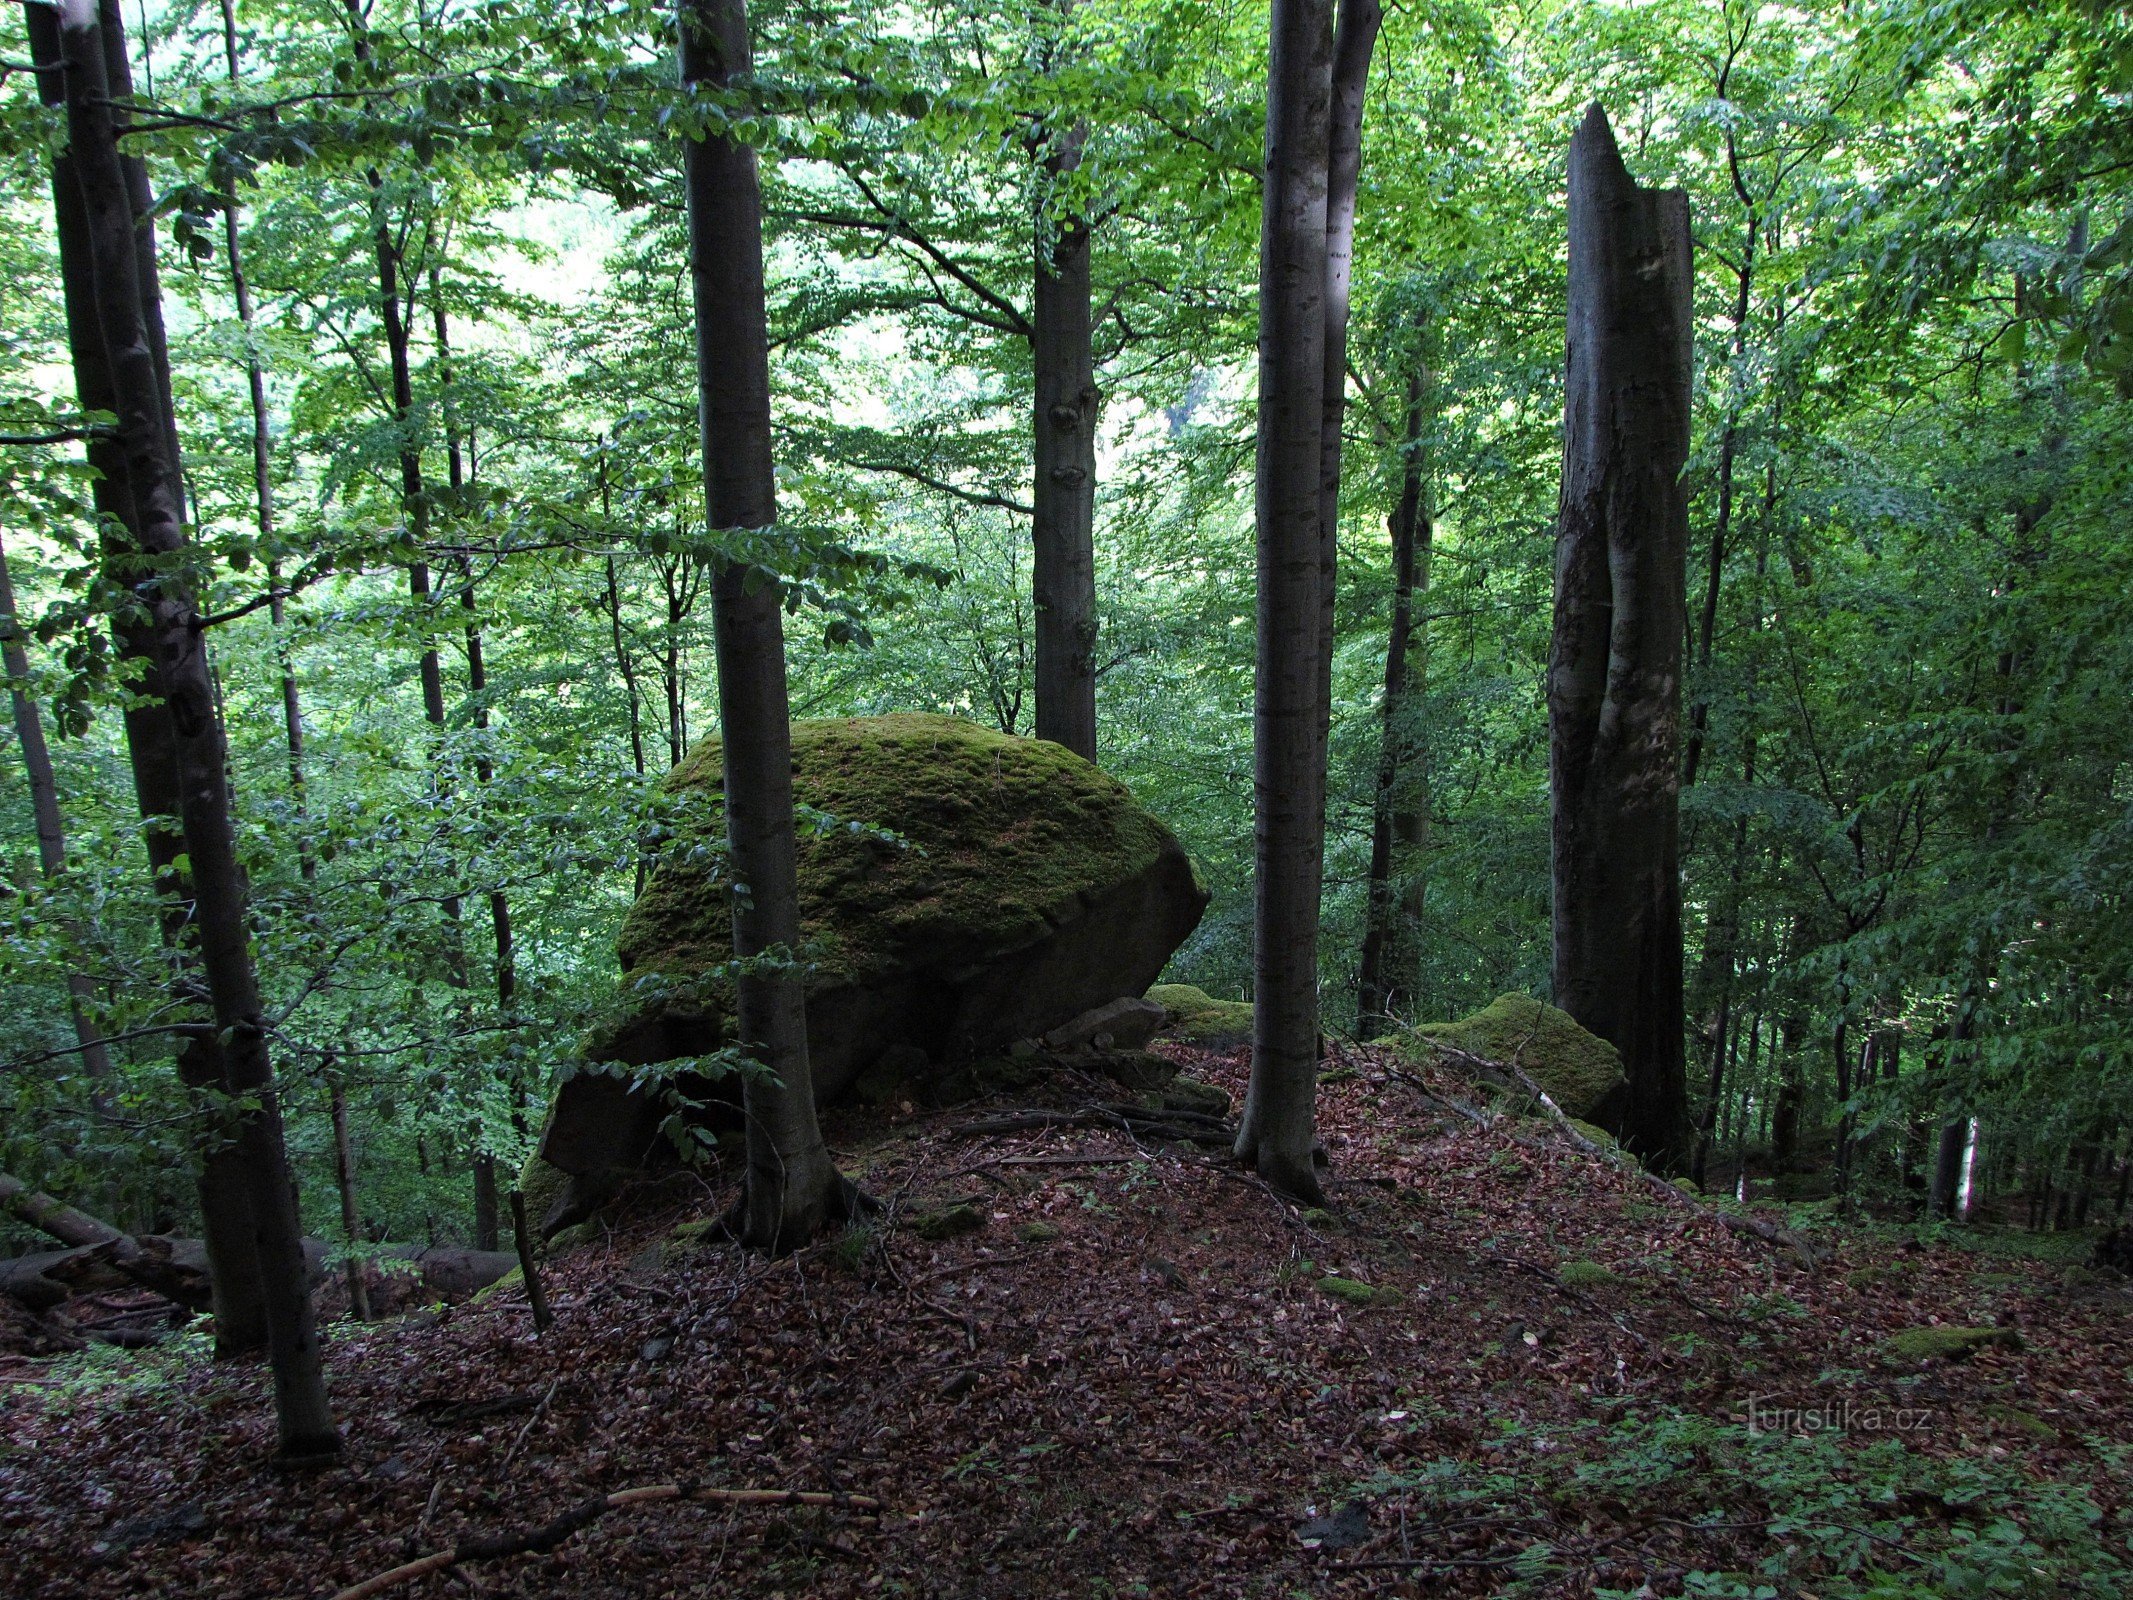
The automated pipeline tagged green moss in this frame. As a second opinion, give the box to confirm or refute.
[1161,1075,1231,1118]
[1396,994,1627,1119]
[516,1152,573,1232]
[1566,1119,1619,1149]
[471,1265,523,1303]
[1317,1275,1400,1307]
[913,1203,986,1241]
[1983,1403,2057,1441]
[1882,1325,2022,1365]
[545,1221,599,1253]
[1146,984,1254,1047]
[1016,1221,1062,1244]
[620,714,1174,988]
[1556,1259,1621,1289]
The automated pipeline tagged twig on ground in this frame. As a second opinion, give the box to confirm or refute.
[332,1483,883,1600]
[497,1378,558,1475]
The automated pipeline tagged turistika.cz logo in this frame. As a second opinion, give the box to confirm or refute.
[1739,1393,1936,1436]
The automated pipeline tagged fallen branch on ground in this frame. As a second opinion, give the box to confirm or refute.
[331,1483,884,1600]
[952,1105,1235,1148]
[0,1171,212,1310]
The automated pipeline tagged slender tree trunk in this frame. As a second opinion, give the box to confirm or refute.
[679,0,855,1249]
[1030,106,1099,761]
[27,0,268,1354]
[1236,0,1337,1203]
[431,285,513,1251]
[1548,103,1694,1172]
[45,0,335,1459]
[1310,0,1380,787]
[329,1073,371,1321]
[1355,352,1428,1038]
[0,530,114,1097]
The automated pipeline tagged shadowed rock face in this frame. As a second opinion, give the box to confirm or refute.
[538,714,1207,1183]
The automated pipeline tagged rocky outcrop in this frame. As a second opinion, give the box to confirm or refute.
[537,715,1207,1193]
[1394,993,1627,1121]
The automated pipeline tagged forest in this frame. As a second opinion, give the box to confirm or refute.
[1,0,2130,1595]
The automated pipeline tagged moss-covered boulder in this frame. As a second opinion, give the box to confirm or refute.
[1394,994,1627,1121]
[1148,983,1254,1051]
[1882,1324,2022,1366]
[539,715,1207,1178]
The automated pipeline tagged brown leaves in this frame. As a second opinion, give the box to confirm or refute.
[1,1039,2126,1598]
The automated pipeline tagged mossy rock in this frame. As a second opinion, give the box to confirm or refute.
[1015,1221,1062,1244]
[1396,994,1627,1121]
[1147,984,1254,1051]
[1161,1075,1232,1118]
[1566,1119,1619,1150]
[1317,1276,1400,1307]
[1882,1325,2022,1365]
[538,715,1208,1179]
[913,1203,987,1241]
[545,1220,600,1253]
[470,1265,524,1303]
[1555,1259,1621,1289]
[664,1217,721,1265]
[517,1153,574,1235]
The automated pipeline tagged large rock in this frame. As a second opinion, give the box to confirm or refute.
[539,714,1207,1183]
[1394,993,1627,1121]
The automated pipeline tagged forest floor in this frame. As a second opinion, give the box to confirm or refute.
[3,1040,2129,1599]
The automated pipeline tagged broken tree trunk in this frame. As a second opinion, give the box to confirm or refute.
[0,1171,214,1310]
[1548,102,1694,1173]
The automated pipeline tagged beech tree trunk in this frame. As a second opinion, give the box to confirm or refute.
[27,0,267,1355]
[1238,0,1336,1202]
[45,0,336,1460]
[432,287,514,1252]
[1549,103,1694,1172]
[1031,115,1099,762]
[1311,0,1380,790]
[679,0,853,1250]
[1355,350,1429,1039]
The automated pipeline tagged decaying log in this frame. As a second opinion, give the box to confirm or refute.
[0,1172,214,1309]
[330,1483,883,1600]
[2,1170,514,1316]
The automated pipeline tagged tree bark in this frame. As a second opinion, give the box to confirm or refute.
[1237,0,1336,1203]
[45,0,336,1460]
[1030,112,1099,762]
[0,528,114,1095]
[1548,103,1694,1172]
[329,1075,371,1321]
[431,285,513,1252]
[1311,0,1380,794]
[1355,348,1428,1039]
[679,0,854,1249]
[26,0,268,1355]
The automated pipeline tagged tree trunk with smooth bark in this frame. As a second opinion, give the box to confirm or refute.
[1356,349,1428,1039]
[1031,116,1099,762]
[1237,0,1337,1202]
[679,0,855,1250]
[1549,103,1694,1172]
[26,0,267,1355]
[44,0,336,1460]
